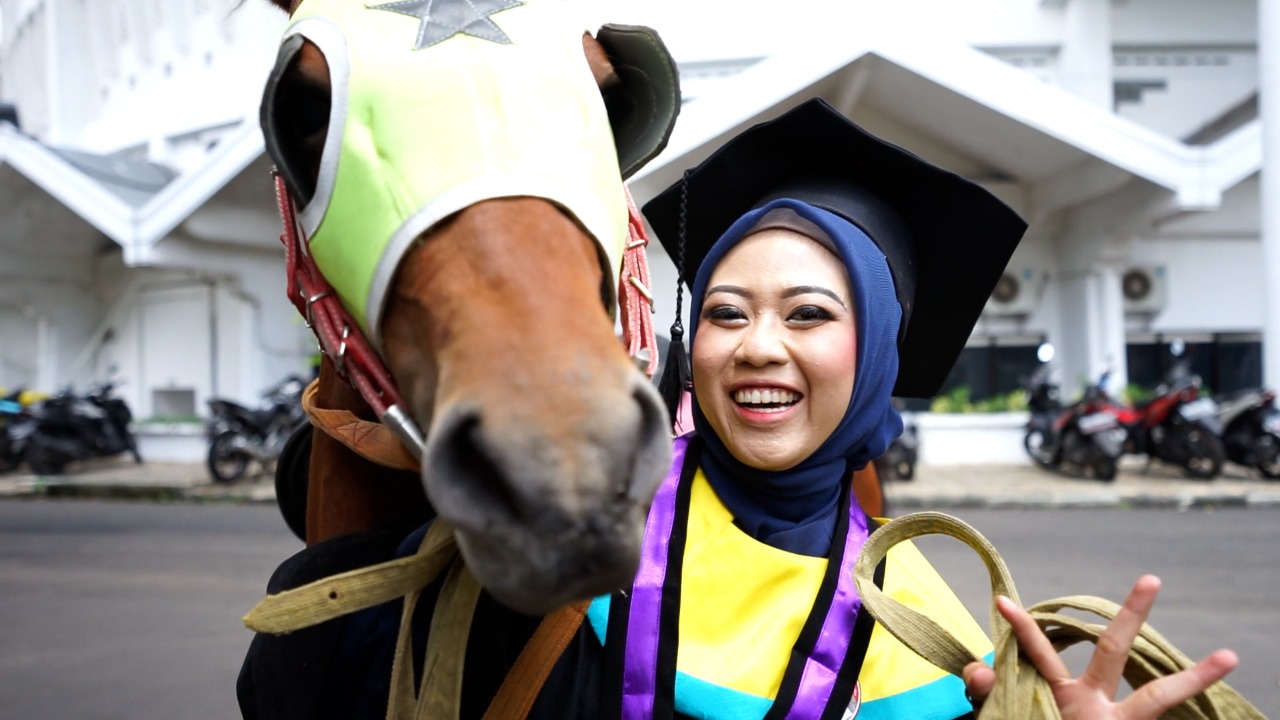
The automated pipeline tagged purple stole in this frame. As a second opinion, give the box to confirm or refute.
[619,435,871,718]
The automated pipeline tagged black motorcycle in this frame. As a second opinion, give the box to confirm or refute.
[0,390,37,473]
[22,382,141,475]
[206,375,308,483]
[1022,361,1063,469]
[878,412,918,481]
[1215,387,1280,478]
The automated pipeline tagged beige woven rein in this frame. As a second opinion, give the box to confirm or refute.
[244,519,588,719]
[852,511,1265,719]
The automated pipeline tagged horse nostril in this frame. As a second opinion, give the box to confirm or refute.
[427,413,521,524]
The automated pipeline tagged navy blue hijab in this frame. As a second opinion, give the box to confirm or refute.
[689,199,903,557]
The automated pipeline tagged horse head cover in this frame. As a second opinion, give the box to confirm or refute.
[261,0,630,346]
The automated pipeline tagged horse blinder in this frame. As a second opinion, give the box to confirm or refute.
[594,24,681,181]
[261,34,330,208]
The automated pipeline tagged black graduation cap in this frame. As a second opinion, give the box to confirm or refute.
[642,98,1027,399]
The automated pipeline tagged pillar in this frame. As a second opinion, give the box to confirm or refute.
[1260,0,1280,389]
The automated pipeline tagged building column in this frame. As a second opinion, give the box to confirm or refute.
[1095,263,1129,395]
[34,314,56,393]
[1261,0,1280,390]
[1051,231,1131,401]
[1059,0,1114,110]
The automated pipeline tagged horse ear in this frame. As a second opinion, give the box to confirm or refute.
[589,25,681,180]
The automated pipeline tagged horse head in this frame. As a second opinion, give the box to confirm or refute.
[261,0,676,614]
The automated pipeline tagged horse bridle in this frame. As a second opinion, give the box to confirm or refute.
[272,170,659,461]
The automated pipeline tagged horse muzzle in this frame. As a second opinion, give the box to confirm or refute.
[421,374,671,615]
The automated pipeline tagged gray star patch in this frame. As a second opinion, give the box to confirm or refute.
[368,0,524,51]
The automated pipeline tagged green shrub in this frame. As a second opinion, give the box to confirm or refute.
[929,386,1028,413]
[930,385,973,413]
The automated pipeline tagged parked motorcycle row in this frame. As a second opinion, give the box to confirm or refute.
[0,382,141,475]
[205,375,309,484]
[1023,343,1280,481]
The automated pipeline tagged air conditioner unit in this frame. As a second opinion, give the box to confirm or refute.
[984,268,1043,317]
[1121,266,1168,314]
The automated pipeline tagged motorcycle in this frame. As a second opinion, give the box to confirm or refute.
[0,389,37,473]
[878,407,918,481]
[205,375,308,483]
[1215,387,1280,478]
[1103,348,1224,480]
[1022,358,1063,469]
[1020,343,1124,480]
[22,382,142,475]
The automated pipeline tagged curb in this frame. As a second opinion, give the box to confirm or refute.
[886,493,1278,511]
[0,479,277,505]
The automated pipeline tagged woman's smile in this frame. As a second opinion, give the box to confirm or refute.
[731,385,803,418]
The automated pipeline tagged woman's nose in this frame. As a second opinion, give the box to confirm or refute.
[737,317,788,366]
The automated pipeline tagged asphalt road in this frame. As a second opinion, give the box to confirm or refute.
[0,500,301,720]
[0,500,1276,719]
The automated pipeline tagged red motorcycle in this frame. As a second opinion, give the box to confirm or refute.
[1025,363,1127,482]
[1097,360,1224,479]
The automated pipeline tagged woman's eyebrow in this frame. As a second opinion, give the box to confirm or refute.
[704,285,751,300]
[782,285,847,309]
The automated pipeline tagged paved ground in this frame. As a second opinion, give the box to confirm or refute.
[3,452,1280,510]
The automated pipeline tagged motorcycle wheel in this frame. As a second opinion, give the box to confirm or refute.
[1023,429,1057,469]
[1180,424,1225,480]
[1088,455,1118,482]
[895,455,915,481]
[126,434,143,464]
[0,434,18,473]
[207,430,250,484]
[25,437,68,475]
[1255,433,1280,479]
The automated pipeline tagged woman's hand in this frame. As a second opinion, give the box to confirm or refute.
[961,575,1238,718]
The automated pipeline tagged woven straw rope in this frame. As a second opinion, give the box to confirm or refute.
[852,511,1265,719]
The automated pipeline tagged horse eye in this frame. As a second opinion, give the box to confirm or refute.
[278,80,331,144]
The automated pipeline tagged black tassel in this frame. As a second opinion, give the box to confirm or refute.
[658,170,693,432]
[658,328,690,430]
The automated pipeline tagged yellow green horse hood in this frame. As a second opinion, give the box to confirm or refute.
[262,0,629,346]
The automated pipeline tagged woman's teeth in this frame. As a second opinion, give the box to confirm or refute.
[734,388,799,411]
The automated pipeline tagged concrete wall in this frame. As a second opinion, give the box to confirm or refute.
[915,412,1028,466]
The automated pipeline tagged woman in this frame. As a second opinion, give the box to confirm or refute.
[636,97,1237,719]
[239,99,1239,719]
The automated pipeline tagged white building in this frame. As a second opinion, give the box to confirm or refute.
[0,0,1274,459]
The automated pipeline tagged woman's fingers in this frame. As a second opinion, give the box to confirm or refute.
[962,661,996,706]
[1081,575,1161,698]
[995,595,1072,685]
[1120,649,1239,719]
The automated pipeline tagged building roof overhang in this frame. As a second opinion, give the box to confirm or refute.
[0,26,1262,269]
[627,31,1261,223]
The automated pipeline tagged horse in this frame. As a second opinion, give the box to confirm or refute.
[258,0,680,616]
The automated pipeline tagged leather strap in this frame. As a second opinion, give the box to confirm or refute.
[301,378,419,472]
[243,518,457,635]
[852,511,1265,719]
[482,601,591,720]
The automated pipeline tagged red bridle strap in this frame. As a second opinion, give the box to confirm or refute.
[272,172,659,463]
[273,172,425,458]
